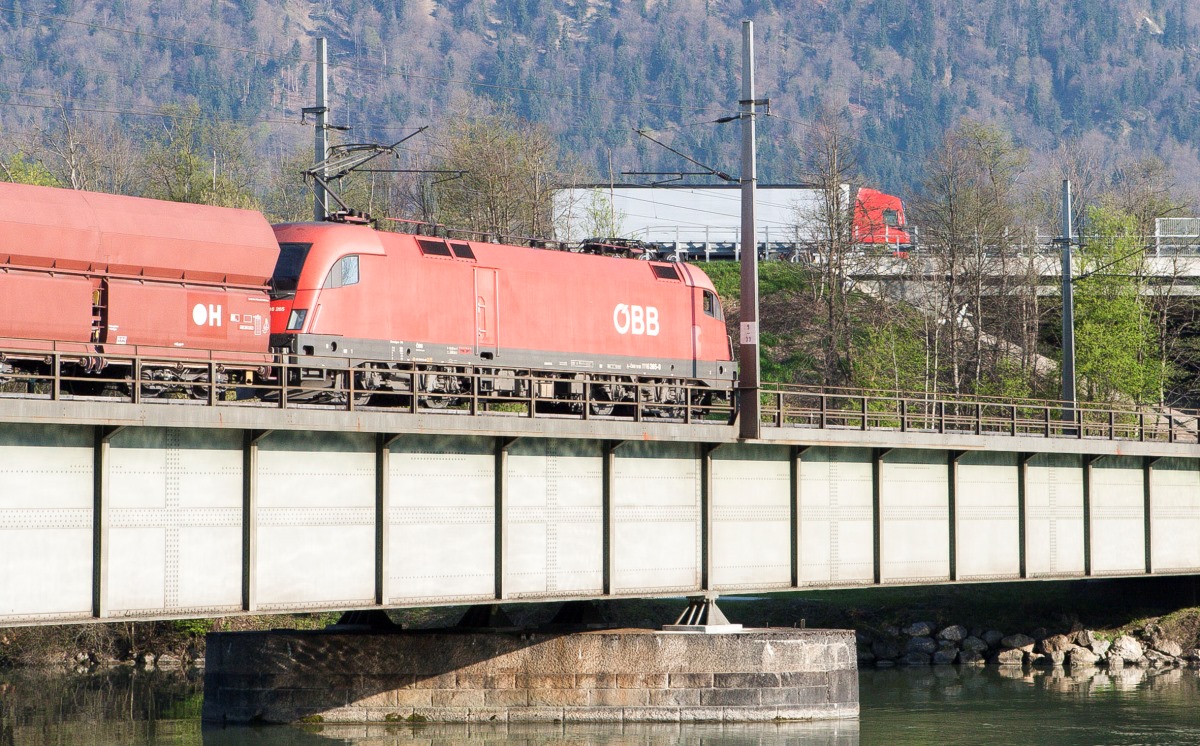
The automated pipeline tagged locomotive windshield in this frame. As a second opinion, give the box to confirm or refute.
[270,242,312,298]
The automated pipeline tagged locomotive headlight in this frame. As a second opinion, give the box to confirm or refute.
[286,309,308,330]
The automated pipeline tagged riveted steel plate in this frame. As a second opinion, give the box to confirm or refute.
[611,441,701,594]
[1089,456,1146,576]
[1025,453,1085,577]
[711,444,791,589]
[1150,458,1200,572]
[879,449,949,583]
[955,452,1020,580]
[0,424,92,621]
[388,435,495,603]
[255,430,375,608]
[798,447,874,586]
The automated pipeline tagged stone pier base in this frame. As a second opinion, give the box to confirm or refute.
[202,627,858,724]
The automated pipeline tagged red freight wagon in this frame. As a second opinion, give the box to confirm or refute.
[0,182,278,391]
[269,222,735,408]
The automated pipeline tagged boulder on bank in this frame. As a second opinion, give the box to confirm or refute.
[1067,646,1100,667]
[957,649,985,666]
[1001,633,1035,651]
[995,648,1025,665]
[1153,640,1183,658]
[1110,635,1144,664]
[932,649,958,665]
[906,637,938,655]
[1038,634,1072,653]
[937,625,968,642]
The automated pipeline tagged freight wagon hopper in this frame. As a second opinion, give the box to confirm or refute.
[0,182,279,396]
[268,221,735,415]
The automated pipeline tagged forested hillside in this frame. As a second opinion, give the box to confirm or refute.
[2,0,1199,197]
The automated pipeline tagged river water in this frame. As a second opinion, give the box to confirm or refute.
[3,664,1200,745]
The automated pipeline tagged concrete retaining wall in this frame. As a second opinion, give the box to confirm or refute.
[202,628,858,724]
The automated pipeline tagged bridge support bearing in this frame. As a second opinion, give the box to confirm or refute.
[202,626,857,724]
[663,594,744,633]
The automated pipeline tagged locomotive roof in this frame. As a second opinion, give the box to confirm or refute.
[272,221,720,293]
[0,182,279,285]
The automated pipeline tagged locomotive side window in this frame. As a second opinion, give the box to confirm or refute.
[322,255,360,289]
[270,242,312,297]
[703,290,723,320]
[883,209,899,227]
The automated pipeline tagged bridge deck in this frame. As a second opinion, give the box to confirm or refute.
[1,359,1197,627]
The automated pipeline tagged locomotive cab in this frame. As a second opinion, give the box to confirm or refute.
[268,222,386,361]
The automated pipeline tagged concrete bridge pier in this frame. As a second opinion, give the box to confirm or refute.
[201,620,858,724]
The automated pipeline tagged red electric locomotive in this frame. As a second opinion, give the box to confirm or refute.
[267,220,736,411]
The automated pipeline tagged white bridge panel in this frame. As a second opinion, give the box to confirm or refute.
[256,431,375,609]
[880,450,949,583]
[0,425,93,622]
[506,439,603,598]
[612,441,700,594]
[1090,456,1146,575]
[1150,458,1200,572]
[711,445,791,589]
[389,435,494,603]
[798,448,874,586]
[955,452,1020,580]
[107,428,242,615]
[1026,454,1085,577]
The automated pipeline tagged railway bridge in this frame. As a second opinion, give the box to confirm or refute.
[0,354,1198,627]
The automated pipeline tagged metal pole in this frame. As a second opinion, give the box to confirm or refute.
[1060,179,1077,421]
[313,37,329,222]
[738,20,761,440]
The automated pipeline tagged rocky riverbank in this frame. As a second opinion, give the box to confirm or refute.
[858,620,1200,669]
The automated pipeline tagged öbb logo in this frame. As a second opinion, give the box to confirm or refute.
[613,304,659,336]
[192,303,223,327]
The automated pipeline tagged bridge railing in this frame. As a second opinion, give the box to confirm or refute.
[0,347,738,424]
[760,384,1199,444]
[1,346,1197,443]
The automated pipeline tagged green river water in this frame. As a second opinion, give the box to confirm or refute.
[3,664,1200,745]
